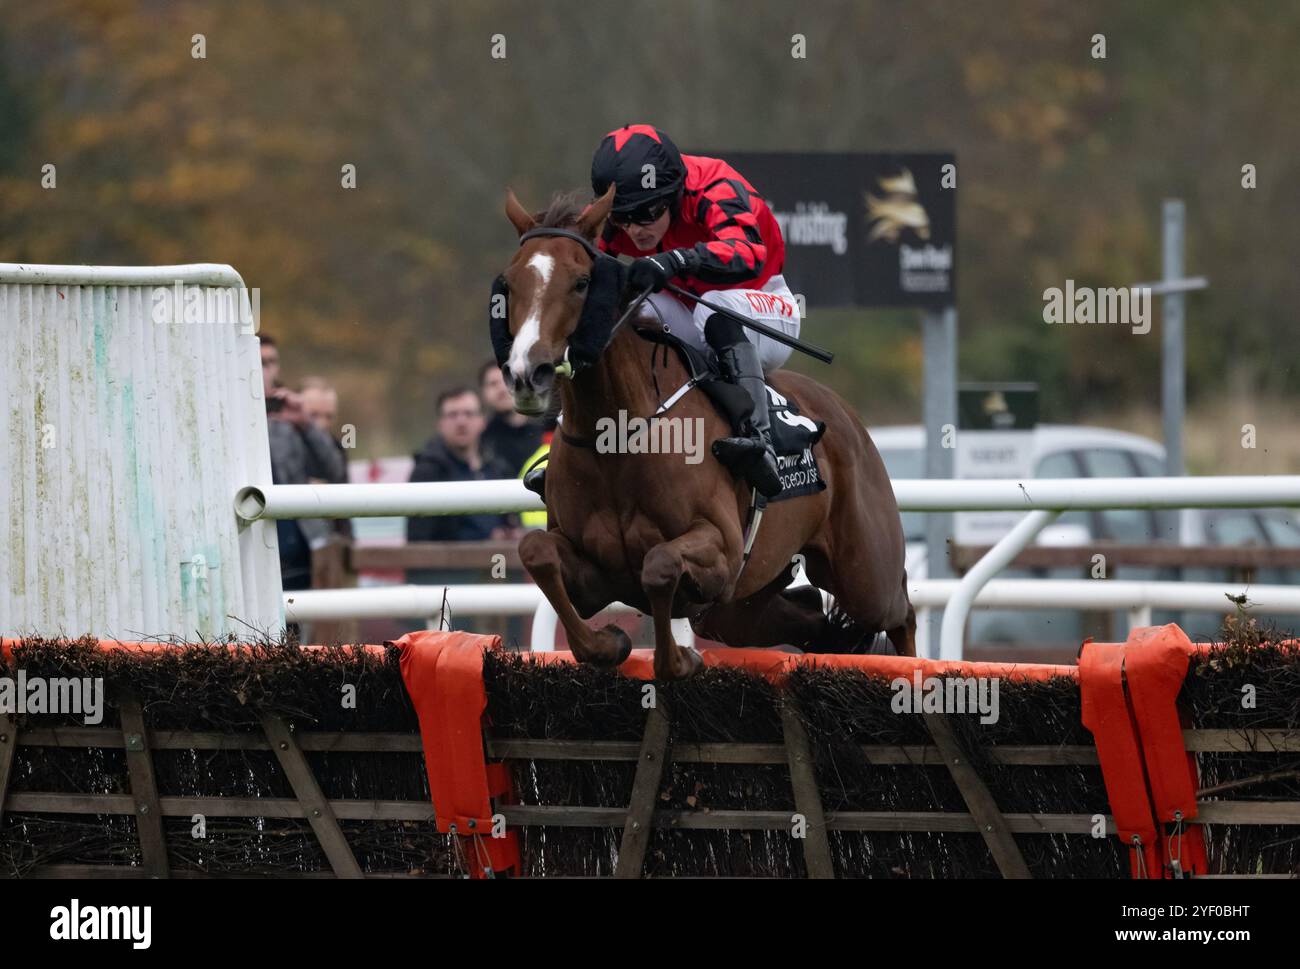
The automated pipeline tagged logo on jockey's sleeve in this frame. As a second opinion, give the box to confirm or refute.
[744,291,795,318]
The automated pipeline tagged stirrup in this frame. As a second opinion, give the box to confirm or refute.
[713,434,782,498]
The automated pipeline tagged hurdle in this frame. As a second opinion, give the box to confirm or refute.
[1,263,283,642]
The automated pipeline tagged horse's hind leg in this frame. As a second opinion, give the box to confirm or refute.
[694,581,829,649]
[518,529,630,665]
[641,523,731,680]
[805,534,915,656]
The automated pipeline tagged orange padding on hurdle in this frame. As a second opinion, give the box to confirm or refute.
[1115,625,1208,875]
[395,630,520,878]
[1079,641,1160,877]
[1079,624,1210,878]
[520,646,1079,683]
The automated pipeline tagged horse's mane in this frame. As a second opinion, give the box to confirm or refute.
[533,190,590,229]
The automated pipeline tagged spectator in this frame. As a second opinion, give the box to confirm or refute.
[260,333,282,389]
[406,387,516,634]
[300,376,339,434]
[261,335,346,595]
[479,360,542,475]
[299,377,349,481]
[300,376,352,539]
[407,387,514,543]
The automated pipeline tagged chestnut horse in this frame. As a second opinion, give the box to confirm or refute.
[498,186,914,679]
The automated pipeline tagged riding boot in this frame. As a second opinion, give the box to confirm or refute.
[705,316,783,499]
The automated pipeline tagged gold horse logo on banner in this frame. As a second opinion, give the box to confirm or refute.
[865,168,931,243]
[982,390,1008,417]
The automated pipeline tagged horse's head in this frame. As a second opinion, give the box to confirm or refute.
[494,185,617,416]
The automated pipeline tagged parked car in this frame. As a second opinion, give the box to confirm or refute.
[870,423,1177,577]
[868,424,1299,653]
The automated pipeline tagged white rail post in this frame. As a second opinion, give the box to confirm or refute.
[530,600,559,652]
[939,509,1060,661]
[1127,605,1154,631]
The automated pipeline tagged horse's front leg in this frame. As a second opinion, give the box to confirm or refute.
[518,528,631,665]
[641,522,733,680]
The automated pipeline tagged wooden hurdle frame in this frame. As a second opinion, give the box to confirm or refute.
[400,627,1300,880]
[485,702,1107,879]
[4,626,1299,878]
[0,703,438,879]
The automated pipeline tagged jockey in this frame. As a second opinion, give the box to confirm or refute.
[592,124,798,498]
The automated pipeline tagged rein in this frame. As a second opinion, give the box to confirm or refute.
[556,287,652,379]
[518,225,665,448]
[558,327,702,449]
[516,226,652,380]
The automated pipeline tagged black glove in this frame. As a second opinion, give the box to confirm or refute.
[627,249,697,294]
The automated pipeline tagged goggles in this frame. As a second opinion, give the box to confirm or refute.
[610,197,671,228]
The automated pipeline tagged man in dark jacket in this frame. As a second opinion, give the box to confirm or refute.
[405,386,515,635]
[406,386,514,543]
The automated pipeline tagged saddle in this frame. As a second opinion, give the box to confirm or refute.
[632,326,827,502]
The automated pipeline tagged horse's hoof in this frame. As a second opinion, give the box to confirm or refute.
[591,624,633,667]
[657,645,704,681]
[680,645,704,676]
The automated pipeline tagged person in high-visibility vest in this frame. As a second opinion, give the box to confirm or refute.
[518,417,556,529]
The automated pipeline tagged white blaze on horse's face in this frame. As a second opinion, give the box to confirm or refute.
[506,251,557,413]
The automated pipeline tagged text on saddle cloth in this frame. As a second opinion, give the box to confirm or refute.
[765,385,826,502]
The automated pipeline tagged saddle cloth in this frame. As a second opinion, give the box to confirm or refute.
[634,326,826,502]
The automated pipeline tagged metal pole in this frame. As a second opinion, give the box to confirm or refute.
[1162,199,1185,477]
[938,509,1060,661]
[922,305,957,657]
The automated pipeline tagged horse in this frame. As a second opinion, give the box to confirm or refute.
[494,185,914,680]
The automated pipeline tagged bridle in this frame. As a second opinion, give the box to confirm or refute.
[512,227,653,379]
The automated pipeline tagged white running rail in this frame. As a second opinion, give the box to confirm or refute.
[284,578,1300,653]
[246,475,1300,659]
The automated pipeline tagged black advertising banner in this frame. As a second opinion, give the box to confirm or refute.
[714,151,956,308]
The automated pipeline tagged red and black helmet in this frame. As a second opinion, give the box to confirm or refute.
[591,124,686,219]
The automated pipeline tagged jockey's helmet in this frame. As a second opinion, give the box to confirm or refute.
[591,124,686,223]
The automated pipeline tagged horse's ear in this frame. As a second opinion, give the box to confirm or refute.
[505,188,536,236]
[577,184,616,240]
